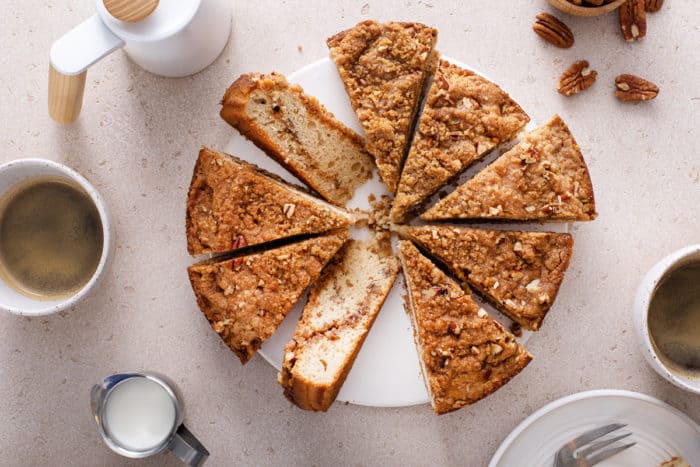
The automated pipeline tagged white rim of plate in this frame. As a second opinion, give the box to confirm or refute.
[488,389,700,467]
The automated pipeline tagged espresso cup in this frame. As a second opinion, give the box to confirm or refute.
[633,245,700,394]
[0,158,113,316]
[91,373,209,465]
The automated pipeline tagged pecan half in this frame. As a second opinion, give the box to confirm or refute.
[615,74,659,101]
[533,13,574,49]
[558,60,597,96]
[619,0,646,41]
[645,0,663,12]
[448,321,462,336]
[231,234,247,249]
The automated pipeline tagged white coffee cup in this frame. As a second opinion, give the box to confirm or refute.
[0,159,114,316]
[633,245,700,394]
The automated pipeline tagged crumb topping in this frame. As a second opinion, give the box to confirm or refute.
[398,241,532,414]
[404,226,573,330]
[186,148,352,256]
[392,60,530,221]
[422,115,597,222]
[188,231,348,364]
[328,21,438,192]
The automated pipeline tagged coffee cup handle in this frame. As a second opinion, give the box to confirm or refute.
[168,424,209,466]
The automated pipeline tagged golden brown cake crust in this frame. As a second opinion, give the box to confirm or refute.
[186,147,352,256]
[278,239,400,411]
[391,60,530,222]
[422,115,597,222]
[220,72,373,206]
[327,21,438,193]
[188,230,348,364]
[398,241,532,414]
[401,225,573,331]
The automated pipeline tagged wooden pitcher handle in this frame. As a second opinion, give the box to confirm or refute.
[48,64,87,125]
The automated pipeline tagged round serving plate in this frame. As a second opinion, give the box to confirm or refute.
[489,389,700,467]
[225,56,568,407]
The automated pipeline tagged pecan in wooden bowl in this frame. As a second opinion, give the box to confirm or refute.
[548,0,626,17]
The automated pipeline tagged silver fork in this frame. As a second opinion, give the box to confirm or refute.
[554,423,636,467]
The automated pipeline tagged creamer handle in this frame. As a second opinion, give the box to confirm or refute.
[48,14,124,124]
[48,65,87,124]
[168,424,210,466]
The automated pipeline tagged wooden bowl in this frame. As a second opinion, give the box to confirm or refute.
[548,0,626,17]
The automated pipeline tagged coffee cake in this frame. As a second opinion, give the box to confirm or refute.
[220,72,374,206]
[186,147,354,256]
[188,230,349,364]
[327,20,438,193]
[422,115,596,222]
[279,239,400,411]
[399,225,573,331]
[398,241,532,414]
[391,60,529,222]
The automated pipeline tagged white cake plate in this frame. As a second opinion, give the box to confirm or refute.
[225,56,567,407]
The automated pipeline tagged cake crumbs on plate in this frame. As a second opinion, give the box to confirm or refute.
[367,194,393,231]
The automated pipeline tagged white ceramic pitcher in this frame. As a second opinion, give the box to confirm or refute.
[48,0,231,124]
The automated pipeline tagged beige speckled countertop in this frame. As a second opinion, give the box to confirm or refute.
[1,1,699,466]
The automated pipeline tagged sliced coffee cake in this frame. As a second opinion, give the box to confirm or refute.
[279,239,400,411]
[422,115,596,222]
[399,225,573,331]
[391,60,530,222]
[398,241,532,414]
[188,230,349,364]
[327,20,438,193]
[187,147,354,256]
[220,72,374,206]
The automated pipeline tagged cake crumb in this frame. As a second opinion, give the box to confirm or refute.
[368,195,393,231]
[510,322,523,337]
[297,44,303,53]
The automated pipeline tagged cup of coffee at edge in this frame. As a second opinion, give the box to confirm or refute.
[0,158,113,316]
[634,245,700,394]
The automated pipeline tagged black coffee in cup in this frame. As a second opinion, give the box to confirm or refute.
[0,177,103,300]
[647,261,700,378]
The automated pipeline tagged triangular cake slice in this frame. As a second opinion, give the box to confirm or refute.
[391,60,530,222]
[188,230,349,364]
[186,147,354,256]
[421,115,597,222]
[220,72,374,206]
[327,21,438,193]
[398,241,532,414]
[278,239,400,411]
[399,225,573,331]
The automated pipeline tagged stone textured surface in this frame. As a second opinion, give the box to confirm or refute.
[0,1,698,466]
